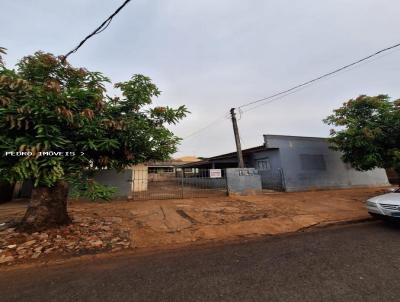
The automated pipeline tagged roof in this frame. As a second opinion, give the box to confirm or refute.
[178,134,330,168]
[207,145,268,160]
[264,134,328,141]
[146,156,200,167]
[178,145,277,168]
[174,156,201,163]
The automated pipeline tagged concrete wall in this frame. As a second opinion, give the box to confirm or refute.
[93,169,133,198]
[132,165,148,192]
[182,177,227,189]
[264,135,390,192]
[226,168,262,195]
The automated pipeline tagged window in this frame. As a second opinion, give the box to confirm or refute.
[300,154,326,171]
[162,167,174,173]
[148,167,158,174]
[148,167,174,174]
[256,158,271,171]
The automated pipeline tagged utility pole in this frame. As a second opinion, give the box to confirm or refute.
[230,108,245,168]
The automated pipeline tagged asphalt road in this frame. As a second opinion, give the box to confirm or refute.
[1,221,400,302]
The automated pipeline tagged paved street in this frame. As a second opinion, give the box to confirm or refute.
[1,221,400,302]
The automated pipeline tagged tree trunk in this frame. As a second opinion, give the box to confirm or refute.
[19,180,71,232]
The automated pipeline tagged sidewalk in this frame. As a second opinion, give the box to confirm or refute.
[0,187,386,266]
[120,187,381,248]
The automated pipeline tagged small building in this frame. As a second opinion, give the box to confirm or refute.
[179,134,390,192]
[93,157,201,198]
[146,156,200,182]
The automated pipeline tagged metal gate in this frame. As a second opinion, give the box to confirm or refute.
[259,169,285,191]
[131,168,228,200]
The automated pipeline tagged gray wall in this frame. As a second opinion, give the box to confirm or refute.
[182,178,226,189]
[93,169,133,198]
[264,135,390,192]
[226,168,262,195]
[249,149,284,190]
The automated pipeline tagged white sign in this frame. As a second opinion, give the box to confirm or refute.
[210,169,222,178]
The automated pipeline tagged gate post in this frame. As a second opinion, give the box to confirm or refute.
[181,171,184,198]
[279,168,287,192]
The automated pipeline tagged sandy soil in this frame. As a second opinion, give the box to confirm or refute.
[1,187,387,255]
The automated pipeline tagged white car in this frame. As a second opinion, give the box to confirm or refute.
[366,188,400,219]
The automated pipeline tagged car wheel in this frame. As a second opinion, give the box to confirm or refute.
[368,212,383,219]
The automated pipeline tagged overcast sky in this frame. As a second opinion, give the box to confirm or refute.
[2,0,400,157]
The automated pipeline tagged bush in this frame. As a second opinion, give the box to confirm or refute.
[69,176,117,201]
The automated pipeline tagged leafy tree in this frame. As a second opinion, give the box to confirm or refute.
[0,49,188,231]
[324,94,400,178]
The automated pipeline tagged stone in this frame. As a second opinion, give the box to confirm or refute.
[34,246,43,253]
[66,243,75,249]
[0,255,14,264]
[31,252,41,259]
[22,240,36,247]
[90,240,103,247]
[38,233,49,240]
[44,247,55,254]
[116,241,130,247]
[7,244,17,249]
[16,245,26,251]
[16,248,27,255]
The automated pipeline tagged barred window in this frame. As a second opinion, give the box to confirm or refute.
[256,158,271,171]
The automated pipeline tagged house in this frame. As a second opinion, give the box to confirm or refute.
[179,134,390,192]
[92,157,201,198]
[146,156,200,181]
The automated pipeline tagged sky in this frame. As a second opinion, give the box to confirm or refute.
[2,0,400,157]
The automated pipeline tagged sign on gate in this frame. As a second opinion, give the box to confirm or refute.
[209,169,222,178]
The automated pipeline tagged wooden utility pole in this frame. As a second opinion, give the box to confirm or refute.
[230,108,245,168]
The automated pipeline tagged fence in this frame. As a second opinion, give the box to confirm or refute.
[131,168,228,200]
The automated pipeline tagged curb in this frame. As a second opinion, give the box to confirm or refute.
[304,217,375,232]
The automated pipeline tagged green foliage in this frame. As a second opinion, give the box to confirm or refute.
[324,95,400,174]
[69,176,116,201]
[0,47,6,66]
[0,50,188,187]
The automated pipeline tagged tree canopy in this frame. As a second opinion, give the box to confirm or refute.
[0,50,188,187]
[324,94,400,174]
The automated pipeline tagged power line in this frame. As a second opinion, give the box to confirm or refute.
[182,112,230,140]
[241,44,400,114]
[63,0,132,61]
[236,41,400,110]
[182,42,400,141]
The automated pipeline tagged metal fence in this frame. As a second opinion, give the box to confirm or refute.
[259,169,285,191]
[131,168,228,200]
